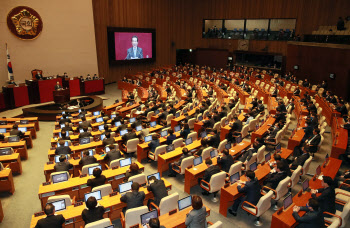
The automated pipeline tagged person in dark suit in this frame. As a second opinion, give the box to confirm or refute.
[79,126,92,138]
[272,154,292,176]
[200,159,221,194]
[263,161,287,189]
[231,115,243,132]
[54,81,62,90]
[125,163,142,182]
[35,203,65,228]
[310,176,335,215]
[102,132,115,146]
[55,140,72,155]
[59,130,70,141]
[62,122,73,132]
[125,36,143,59]
[292,198,325,228]
[87,167,106,188]
[166,129,176,145]
[9,124,24,138]
[147,176,168,207]
[116,120,128,133]
[217,149,234,173]
[122,128,137,145]
[238,142,258,164]
[81,196,105,225]
[207,129,220,148]
[158,107,169,125]
[277,100,287,113]
[229,170,261,216]
[257,100,265,113]
[148,134,160,162]
[290,148,310,170]
[180,123,191,139]
[293,86,301,96]
[35,71,43,80]
[79,150,97,166]
[304,128,321,153]
[54,155,73,172]
[168,148,190,177]
[103,144,122,164]
[185,195,208,228]
[59,114,71,125]
[336,101,348,116]
[78,117,91,129]
[120,182,145,213]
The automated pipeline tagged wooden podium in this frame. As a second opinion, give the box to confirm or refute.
[53,89,70,104]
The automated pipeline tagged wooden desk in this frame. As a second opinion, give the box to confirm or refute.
[0,141,28,160]
[0,123,36,139]
[331,117,348,159]
[102,101,126,115]
[0,169,15,194]
[1,117,39,131]
[0,153,22,174]
[267,97,278,115]
[251,116,275,143]
[118,103,140,117]
[220,113,245,141]
[287,118,306,151]
[4,131,33,149]
[171,108,197,130]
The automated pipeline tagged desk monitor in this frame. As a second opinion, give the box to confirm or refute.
[200,131,207,138]
[185,137,192,146]
[141,210,158,228]
[49,199,66,212]
[166,144,175,153]
[0,121,7,125]
[174,125,181,132]
[119,181,133,193]
[210,149,218,158]
[78,109,81,113]
[79,137,90,145]
[250,162,257,171]
[100,134,106,140]
[61,111,66,115]
[129,117,136,123]
[60,124,65,129]
[8,136,20,142]
[105,146,110,152]
[302,179,309,192]
[129,102,133,106]
[115,121,121,127]
[20,120,29,124]
[0,128,6,133]
[236,136,242,143]
[93,111,100,116]
[175,112,180,118]
[230,172,240,184]
[178,196,192,211]
[119,158,132,167]
[54,154,69,163]
[190,106,193,110]
[150,121,156,127]
[265,152,271,162]
[193,156,202,167]
[147,172,161,183]
[57,141,69,147]
[198,116,203,121]
[84,190,102,202]
[160,130,168,137]
[316,165,321,176]
[98,125,105,131]
[144,135,152,143]
[183,109,188,114]
[136,125,142,132]
[283,193,293,210]
[120,129,128,136]
[276,143,281,152]
[155,110,160,115]
[110,114,116,119]
[52,172,69,184]
[105,225,115,228]
[88,165,102,176]
[81,150,94,157]
[79,128,84,133]
[225,143,231,150]
[0,147,12,156]
[96,117,103,123]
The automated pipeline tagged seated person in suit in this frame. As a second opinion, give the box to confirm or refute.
[125,163,142,182]
[62,122,73,132]
[117,119,128,132]
[270,154,292,176]
[263,161,287,189]
[292,198,325,228]
[81,196,105,225]
[168,148,190,177]
[79,126,92,138]
[244,112,254,125]
[120,182,145,213]
[59,130,70,141]
[122,127,137,145]
[59,114,71,125]
[185,195,207,228]
[55,140,72,155]
[79,117,91,129]
[238,142,258,164]
[103,144,122,165]
[87,167,106,188]
[199,158,221,194]
[158,107,168,125]
[290,147,310,170]
[148,134,160,162]
[35,203,65,228]
[54,81,62,91]
[9,124,24,138]
[217,149,234,173]
[293,86,301,96]
[207,129,220,149]
[54,155,73,172]
[335,101,348,116]
[86,74,92,80]
[180,123,191,139]
[310,176,335,216]
[79,150,97,166]
[194,138,208,157]
[303,128,321,154]
[228,170,261,216]
[257,100,265,113]
[166,129,176,145]
[147,176,168,207]
[102,132,115,146]
[35,71,43,80]
[149,218,166,228]
[8,79,17,86]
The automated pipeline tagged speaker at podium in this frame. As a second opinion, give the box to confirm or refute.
[53,88,70,104]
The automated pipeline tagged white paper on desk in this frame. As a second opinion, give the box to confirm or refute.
[239,143,244,145]
[318,175,323,180]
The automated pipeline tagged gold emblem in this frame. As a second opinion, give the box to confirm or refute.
[11,9,39,36]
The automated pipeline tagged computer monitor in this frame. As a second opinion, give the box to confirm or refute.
[18,127,27,132]
[88,165,102,176]
[93,111,100,116]
[78,109,82,113]
[174,125,181,132]
[96,117,103,123]
[265,153,271,162]
[276,143,281,152]
[129,102,133,106]
[62,111,66,115]
[79,137,90,145]
[115,121,121,127]
[302,179,309,192]
[200,131,207,138]
[105,225,115,228]
[119,158,132,167]
[150,121,156,127]
[178,196,192,211]
[185,137,192,146]
[166,144,175,153]
[147,172,161,184]
[316,165,321,176]
[225,143,231,150]
[49,199,66,212]
[198,116,203,121]
[0,128,6,133]
[155,110,160,115]
[250,162,257,171]
[129,117,136,123]
[283,194,293,210]
[144,135,152,143]
[60,124,65,129]
[140,210,158,228]
[0,148,12,156]
[79,128,84,133]
[52,172,69,184]
[20,120,29,124]
[175,112,180,118]
[136,125,142,132]
[119,181,133,193]
[193,156,203,167]
[54,154,69,163]
[236,136,242,143]
[81,150,94,157]
[98,125,105,131]
[230,172,240,184]
[84,190,102,202]
[160,130,168,137]
[110,114,116,119]
[120,129,128,136]
[57,141,69,147]
[105,146,110,152]
[100,134,106,140]
[0,121,7,125]
[210,149,218,158]
[8,136,20,142]
[183,109,187,114]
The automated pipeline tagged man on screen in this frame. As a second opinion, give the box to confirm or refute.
[125,36,143,60]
